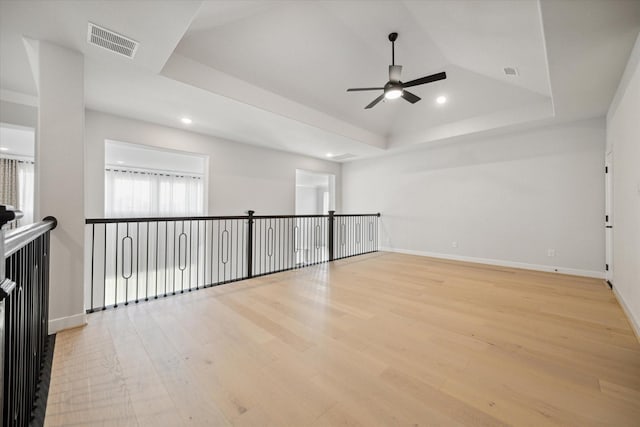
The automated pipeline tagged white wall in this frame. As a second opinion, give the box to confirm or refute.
[85,110,342,218]
[0,100,37,128]
[37,42,86,333]
[607,34,640,335]
[343,118,606,277]
[105,140,206,174]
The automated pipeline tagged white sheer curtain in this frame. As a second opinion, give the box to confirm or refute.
[17,161,34,225]
[105,169,204,217]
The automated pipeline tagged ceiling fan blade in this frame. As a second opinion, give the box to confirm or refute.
[401,90,421,104]
[402,71,447,88]
[347,87,384,92]
[365,94,385,109]
[389,65,402,83]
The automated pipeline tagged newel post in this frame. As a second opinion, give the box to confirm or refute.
[246,210,255,278]
[328,210,335,262]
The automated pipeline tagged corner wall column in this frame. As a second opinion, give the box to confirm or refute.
[35,41,86,333]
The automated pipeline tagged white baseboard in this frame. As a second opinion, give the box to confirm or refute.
[48,312,87,334]
[613,287,640,343]
[380,247,605,279]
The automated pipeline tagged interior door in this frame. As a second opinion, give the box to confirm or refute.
[605,151,613,285]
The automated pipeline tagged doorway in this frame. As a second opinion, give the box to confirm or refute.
[294,170,335,264]
[295,169,335,215]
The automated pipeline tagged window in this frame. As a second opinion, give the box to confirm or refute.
[105,168,204,217]
[0,124,35,226]
[104,140,207,218]
[16,160,34,224]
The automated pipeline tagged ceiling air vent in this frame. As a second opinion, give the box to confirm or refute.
[503,67,519,76]
[331,153,356,161]
[87,23,139,59]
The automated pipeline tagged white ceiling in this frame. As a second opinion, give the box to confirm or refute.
[0,0,639,162]
[177,0,551,137]
[0,0,200,95]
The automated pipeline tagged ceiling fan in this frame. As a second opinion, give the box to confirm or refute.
[347,32,447,109]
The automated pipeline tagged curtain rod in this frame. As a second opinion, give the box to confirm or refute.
[105,167,202,179]
[0,155,35,164]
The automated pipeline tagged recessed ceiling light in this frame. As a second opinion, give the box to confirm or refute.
[181,117,192,125]
[116,160,125,164]
[436,96,447,104]
[0,147,8,151]
[326,153,334,158]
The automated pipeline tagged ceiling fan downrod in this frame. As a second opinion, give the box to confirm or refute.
[389,32,398,66]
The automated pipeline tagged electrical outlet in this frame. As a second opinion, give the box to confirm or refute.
[547,249,555,257]
[451,241,458,248]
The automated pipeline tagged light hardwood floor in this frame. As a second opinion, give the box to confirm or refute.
[45,252,640,426]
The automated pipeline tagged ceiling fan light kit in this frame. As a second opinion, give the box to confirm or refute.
[384,85,403,99]
[347,32,447,109]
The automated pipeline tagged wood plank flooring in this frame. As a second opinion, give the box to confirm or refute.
[45,252,640,426]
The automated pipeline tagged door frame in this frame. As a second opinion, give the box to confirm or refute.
[605,151,613,286]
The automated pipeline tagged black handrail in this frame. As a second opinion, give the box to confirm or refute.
[85,211,381,312]
[1,205,57,427]
[85,212,380,223]
[0,205,23,226]
[4,216,57,258]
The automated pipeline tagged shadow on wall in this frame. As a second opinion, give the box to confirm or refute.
[369,118,606,175]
